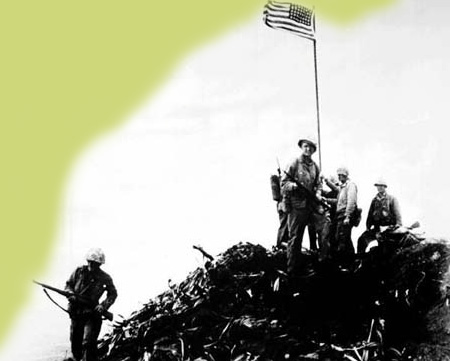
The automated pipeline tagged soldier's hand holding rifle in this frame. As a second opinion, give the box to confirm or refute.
[33,280,114,321]
[283,171,331,211]
[315,191,323,202]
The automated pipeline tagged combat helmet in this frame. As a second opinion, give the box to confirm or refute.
[86,247,106,265]
[336,167,349,176]
[374,177,388,187]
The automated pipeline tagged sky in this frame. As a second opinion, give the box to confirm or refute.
[1,0,450,359]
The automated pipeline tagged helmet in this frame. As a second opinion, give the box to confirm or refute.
[297,136,317,153]
[374,177,387,187]
[336,167,349,176]
[86,247,105,265]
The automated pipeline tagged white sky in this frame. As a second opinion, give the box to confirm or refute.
[2,0,450,359]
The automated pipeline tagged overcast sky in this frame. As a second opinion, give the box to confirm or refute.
[2,0,450,359]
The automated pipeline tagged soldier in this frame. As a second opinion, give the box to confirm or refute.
[308,175,339,251]
[334,167,358,265]
[270,172,289,248]
[278,179,320,251]
[273,166,321,250]
[276,198,290,247]
[281,136,331,275]
[357,178,402,253]
[65,248,117,361]
[322,175,340,253]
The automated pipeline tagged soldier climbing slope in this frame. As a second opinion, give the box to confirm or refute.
[65,248,117,361]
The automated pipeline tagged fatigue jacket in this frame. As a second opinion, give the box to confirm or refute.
[65,265,117,313]
[281,155,321,210]
[336,180,358,220]
[366,192,402,229]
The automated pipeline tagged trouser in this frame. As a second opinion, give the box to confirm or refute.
[308,224,318,251]
[276,210,289,247]
[327,218,338,256]
[286,207,331,275]
[70,312,103,361]
[335,216,355,265]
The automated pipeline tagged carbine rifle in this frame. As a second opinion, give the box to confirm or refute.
[283,171,330,211]
[33,280,113,321]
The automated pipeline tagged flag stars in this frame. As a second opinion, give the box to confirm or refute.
[290,4,312,26]
[264,1,315,39]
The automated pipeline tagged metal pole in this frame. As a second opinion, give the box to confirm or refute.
[312,38,322,170]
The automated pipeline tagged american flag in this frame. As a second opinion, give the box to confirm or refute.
[263,1,315,40]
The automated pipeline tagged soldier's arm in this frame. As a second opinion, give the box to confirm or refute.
[280,160,297,193]
[325,178,340,193]
[324,197,337,205]
[322,187,338,204]
[64,267,79,293]
[100,274,118,310]
[345,183,357,219]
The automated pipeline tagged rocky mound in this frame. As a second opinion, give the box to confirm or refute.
[98,235,450,361]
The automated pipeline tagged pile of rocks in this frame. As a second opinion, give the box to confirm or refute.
[98,235,450,361]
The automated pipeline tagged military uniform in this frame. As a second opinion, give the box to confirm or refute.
[357,179,402,254]
[276,200,289,247]
[65,250,117,361]
[281,154,330,274]
[366,193,402,230]
[334,178,358,260]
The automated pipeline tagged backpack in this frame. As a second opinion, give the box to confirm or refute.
[270,174,282,202]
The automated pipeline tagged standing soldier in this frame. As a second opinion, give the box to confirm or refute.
[322,175,340,253]
[271,172,289,248]
[276,200,290,248]
[334,167,358,265]
[272,163,318,250]
[281,136,331,276]
[357,178,402,253]
[65,248,117,361]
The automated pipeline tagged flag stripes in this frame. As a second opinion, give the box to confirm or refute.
[263,1,315,40]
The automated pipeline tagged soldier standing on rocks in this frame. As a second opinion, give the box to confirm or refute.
[334,167,358,266]
[271,166,289,248]
[64,248,117,361]
[357,178,402,253]
[281,136,331,276]
[322,175,340,252]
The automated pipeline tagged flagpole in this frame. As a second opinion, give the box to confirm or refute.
[312,36,322,170]
[263,1,322,167]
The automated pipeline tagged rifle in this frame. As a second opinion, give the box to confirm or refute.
[283,171,330,211]
[33,280,113,321]
[193,245,214,262]
[276,157,282,178]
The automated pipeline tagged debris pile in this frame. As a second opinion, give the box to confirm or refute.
[98,236,450,361]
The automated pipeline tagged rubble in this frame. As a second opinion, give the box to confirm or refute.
[98,234,450,361]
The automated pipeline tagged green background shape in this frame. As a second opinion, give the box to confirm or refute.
[0,0,394,346]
